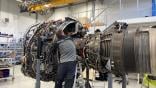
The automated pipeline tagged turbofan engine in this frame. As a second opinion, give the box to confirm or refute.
[21,17,86,81]
[22,19,156,82]
[81,22,156,77]
[100,22,156,76]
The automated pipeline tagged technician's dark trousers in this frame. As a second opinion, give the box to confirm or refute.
[55,61,77,88]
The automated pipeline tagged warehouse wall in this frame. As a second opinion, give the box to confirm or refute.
[48,0,152,34]
[0,0,45,39]
[0,0,152,39]
[50,0,152,26]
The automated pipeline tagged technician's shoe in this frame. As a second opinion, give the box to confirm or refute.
[95,77,107,81]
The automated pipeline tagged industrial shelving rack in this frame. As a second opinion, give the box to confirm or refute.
[0,33,15,81]
[0,59,15,81]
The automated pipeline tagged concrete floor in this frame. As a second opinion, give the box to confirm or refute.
[0,65,144,88]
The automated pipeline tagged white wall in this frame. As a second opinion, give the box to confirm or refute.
[118,16,156,24]
[49,0,152,26]
[0,0,45,39]
[0,0,152,38]
[47,0,152,34]
[48,2,93,20]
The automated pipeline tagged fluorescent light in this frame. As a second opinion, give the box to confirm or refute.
[44,4,51,7]
[16,0,22,2]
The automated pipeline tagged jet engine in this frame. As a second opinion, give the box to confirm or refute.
[22,19,156,82]
[21,17,86,81]
[100,22,156,76]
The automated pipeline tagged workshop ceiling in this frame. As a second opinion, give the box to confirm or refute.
[18,0,88,13]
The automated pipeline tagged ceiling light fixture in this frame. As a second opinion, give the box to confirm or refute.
[44,4,51,7]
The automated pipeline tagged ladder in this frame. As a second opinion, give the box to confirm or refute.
[73,61,86,88]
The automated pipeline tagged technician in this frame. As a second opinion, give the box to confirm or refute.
[55,30,77,88]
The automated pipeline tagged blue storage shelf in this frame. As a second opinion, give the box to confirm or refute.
[152,0,156,16]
